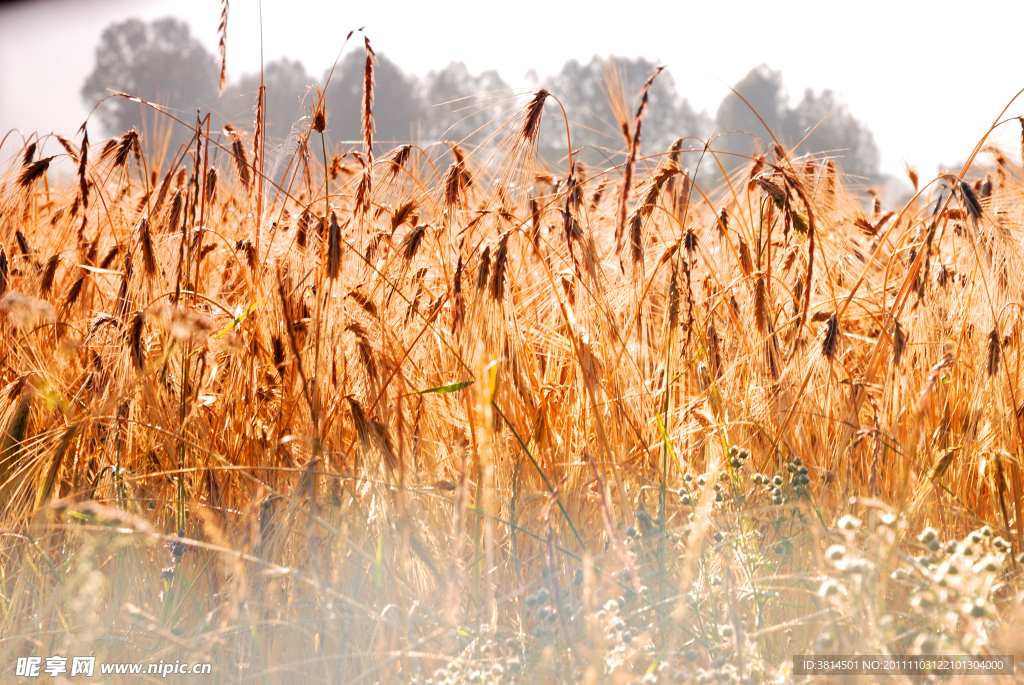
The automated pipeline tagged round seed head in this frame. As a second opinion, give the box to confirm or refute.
[918,634,938,653]
[965,600,988,618]
[826,545,847,561]
[838,515,862,530]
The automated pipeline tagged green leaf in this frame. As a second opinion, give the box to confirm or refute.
[214,300,261,339]
[409,380,473,396]
[774,195,808,234]
[791,211,809,234]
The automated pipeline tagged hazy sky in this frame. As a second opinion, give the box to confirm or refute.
[1,0,1022,179]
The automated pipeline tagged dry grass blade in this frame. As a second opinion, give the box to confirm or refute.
[987,327,1000,376]
[667,267,680,330]
[490,231,510,302]
[362,36,375,162]
[0,388,32,481]
[1019,116,1024,169]
[40,255,59,297]
[614,68,665,256]
[217,0,229,96]
[54,135,78,164]
[398,223,426,263]
[19,156,55,186]
[626,160,679,266]
[167,189,183,234]
[382,144,411,184]
[78,129,89,208]
[0,249,8,296]
[902,159,919,192]
[706,317,723,381]
[475,245,491,293]
[205,167,218,206]
[390,200,417,232]
[223,124,250,190]
[753,275,769,333]
[931,449,956,481]
[893,321,907,366]
[327,212,342,280]
[737,236,753,276]
[128,311,145,370]
[253,86,264,196]
[355,153,371,217]
[519,89,548,152]
[441,162,466,217]
[959,180,983,224]
[64,275,85,310]
[15,231,34,264]
[822,312,840,359]
[101,130,139,169]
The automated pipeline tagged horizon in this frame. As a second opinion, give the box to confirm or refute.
[1,0,1022,180]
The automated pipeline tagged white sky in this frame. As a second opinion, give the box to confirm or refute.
[1,0,1023,179]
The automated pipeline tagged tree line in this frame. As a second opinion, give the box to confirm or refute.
[82,17,880,181]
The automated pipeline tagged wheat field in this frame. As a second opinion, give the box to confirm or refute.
[1,39,1024,683]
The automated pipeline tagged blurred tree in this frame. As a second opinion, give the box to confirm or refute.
[81,17,218,148]
[783,87,880,180]
[320,49,424,150]
[540,56,710,168]
[421,62,510,145]
[714,64,880,180]
[714,64,787,149]
[223,57,318,142]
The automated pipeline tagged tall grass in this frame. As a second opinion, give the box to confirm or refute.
[0,54,1023,683]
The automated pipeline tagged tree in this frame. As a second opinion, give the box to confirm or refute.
[320,49,424,150]
[540,56,709,169]
[714,64,880,181]
[714,64,788,145]
[82,17,219,148]
[421,62,510,145]
[783,88,880,180]
[224,57,318,142]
